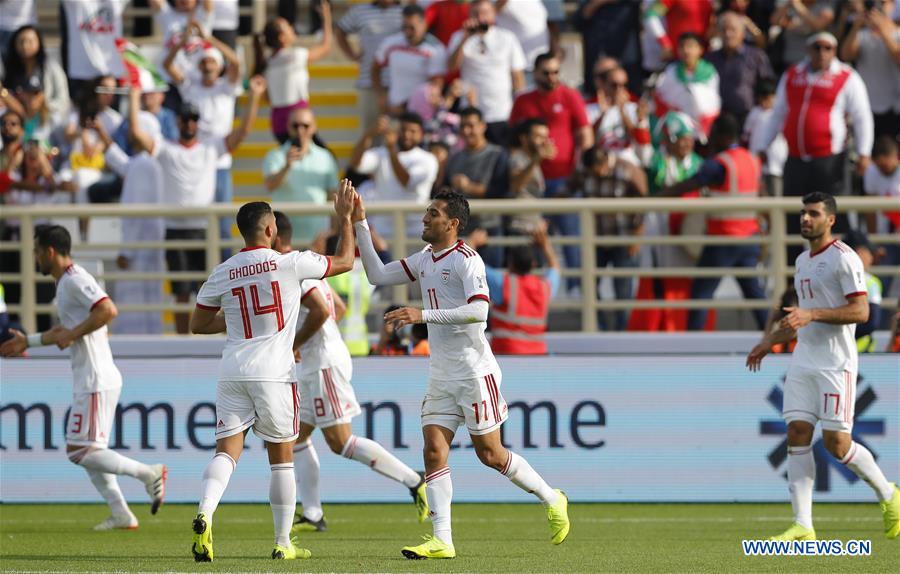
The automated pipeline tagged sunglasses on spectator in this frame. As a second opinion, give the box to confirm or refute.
[291,122,312,129]
[541,69,560,76]
[608,82,627,88]
[810,44,834,52]
[1,120,21,127]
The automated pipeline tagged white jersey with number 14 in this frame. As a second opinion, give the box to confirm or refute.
[196,246,330,382]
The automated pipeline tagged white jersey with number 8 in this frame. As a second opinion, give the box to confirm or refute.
[196,246,330,382]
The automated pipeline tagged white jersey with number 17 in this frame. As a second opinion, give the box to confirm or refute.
[401,240,499,381]
[792,239,867,372]
[196,246,330,382]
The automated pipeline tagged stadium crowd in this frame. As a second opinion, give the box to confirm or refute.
[0,0,898,340]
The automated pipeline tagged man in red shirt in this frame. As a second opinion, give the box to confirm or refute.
[509,52,593,291]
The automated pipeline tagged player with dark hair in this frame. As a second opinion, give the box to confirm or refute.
[352,189,569,559]
[0,225,167,531]
[188,182,358,561]
[747,192,900,541]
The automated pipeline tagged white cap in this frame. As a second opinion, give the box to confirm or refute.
[200,47,224,69]
[806,31,837,47]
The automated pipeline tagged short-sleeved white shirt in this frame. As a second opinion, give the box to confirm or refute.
[178,74,242,169]
[356,145,438,205]
[374,33,447,106]
[56,263,123,393]
[337,3,403,88]
[297,278,351,376]
[401,241,499,381]
[447,27,525,123]
[264,46,309,108]
[155,2,213,83]
[791,240,868,372]
[153,137,228,229]
[196,246,331,383]
[61,0,127,80]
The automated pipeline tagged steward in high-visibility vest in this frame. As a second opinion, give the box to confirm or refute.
[470,226,560,355]
[327,259,372,356]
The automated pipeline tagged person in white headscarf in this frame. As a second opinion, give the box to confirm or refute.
[97,111,165,334]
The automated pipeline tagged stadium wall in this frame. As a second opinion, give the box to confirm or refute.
[1,355,897,503]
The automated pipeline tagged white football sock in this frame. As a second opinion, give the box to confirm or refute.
[86,469,130,516]
[341,435,421,489]
[293,440,323,521]
[501,450,558,506]
[77,448,154,482]
[787,445,815,529]
[425,466,453,546]
[270,463,296,548]
[840,442,894,502]
[198,452,236,520]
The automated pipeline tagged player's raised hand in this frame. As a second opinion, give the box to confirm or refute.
[334,178,356,219]
[351,192,366,224]
[384,306,423,328]
[0,329,27,357]
[780,306,812,331]
[745,340,770,372]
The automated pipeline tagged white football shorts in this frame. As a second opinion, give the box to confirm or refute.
[215,380,300,443]
[298,361,361,428]
[783,365,856,433]
[67,387,121,448]
[421,371,508,435]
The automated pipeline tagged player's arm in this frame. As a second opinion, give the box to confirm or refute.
[745,324,797,372]
[0,325,66,356]
[53,298,119,350]
[190,307,226,334]
[293,288,329,350]
[329,283,347,323]
[781,295,869,329]
[323,178,357,277]
[385,299,489,327]
[351,195,416,286]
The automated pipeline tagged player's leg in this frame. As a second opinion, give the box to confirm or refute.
[819,370,899,539]
[66,389,165,528]
[466,371,569,544]
[291,422,325,532]
[193,381,253,561]
[253,381,311,560]
[771,366,818,541]
[323,421,427,523]
[402,380,460,559]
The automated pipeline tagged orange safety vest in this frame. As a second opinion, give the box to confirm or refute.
[706,146,760,237]
[490,273,550,355]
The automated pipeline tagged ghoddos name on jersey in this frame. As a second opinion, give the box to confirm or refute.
[229,260,278,281]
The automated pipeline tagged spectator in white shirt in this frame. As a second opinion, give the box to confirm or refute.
[336,0,403,132]
[60,0,128,103]
[150,0,213,96]
[164,20,242,255]
[447,0,525,145]
[348,112,438,237]
[254,2,332,143]
[495,0,550,75]
[840,0,900,141]
[0,0,35,61]
[127,76,265,333]
[372,4,447,115]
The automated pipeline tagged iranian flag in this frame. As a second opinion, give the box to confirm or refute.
[653,60,720,138]
[101,38,168,94]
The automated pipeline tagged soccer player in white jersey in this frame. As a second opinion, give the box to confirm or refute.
[351,189,569,559]
[188,183,358,561]
[0,226,167,531]
[747,192,900,541]
[269,212,429,533]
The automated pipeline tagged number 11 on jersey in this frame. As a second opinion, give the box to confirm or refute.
[427,287,440,309]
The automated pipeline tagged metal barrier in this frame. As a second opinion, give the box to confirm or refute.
[1,197,898,333]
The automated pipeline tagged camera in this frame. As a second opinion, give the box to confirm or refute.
[864,0,882,11]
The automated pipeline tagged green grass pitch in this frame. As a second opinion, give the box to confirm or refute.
[1,503,898,573]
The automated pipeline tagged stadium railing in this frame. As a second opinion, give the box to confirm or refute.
[1,197,898,333]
